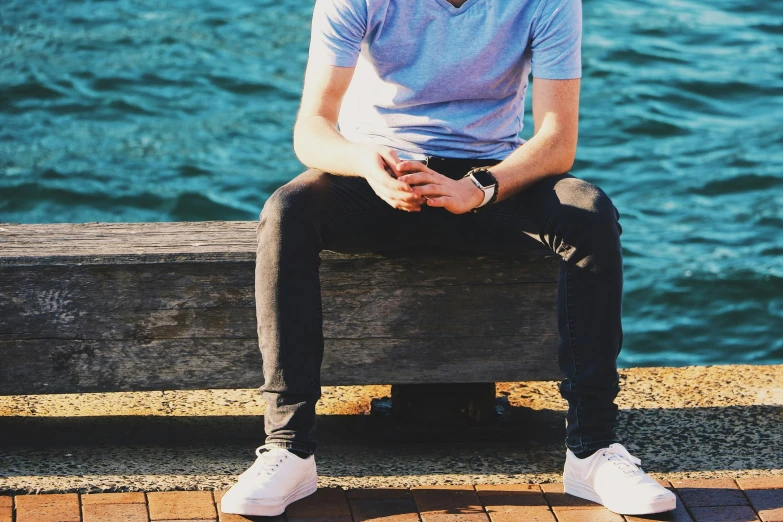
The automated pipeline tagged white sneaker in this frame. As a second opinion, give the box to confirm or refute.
[220,444,318,517]
[563,443,676,515]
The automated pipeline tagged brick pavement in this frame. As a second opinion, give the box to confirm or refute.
[6,478,782,522]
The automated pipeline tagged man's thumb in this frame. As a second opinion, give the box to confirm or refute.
[380,147,400,167]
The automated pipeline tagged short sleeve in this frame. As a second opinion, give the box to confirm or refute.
[309,0,367,68]
[530,0,582,79]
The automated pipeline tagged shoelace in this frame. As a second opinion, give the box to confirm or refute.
[250,444,290,479]
[587,444,643,477]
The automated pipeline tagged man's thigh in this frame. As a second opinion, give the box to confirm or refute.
[271,169,430,253]
[427,173,619,256]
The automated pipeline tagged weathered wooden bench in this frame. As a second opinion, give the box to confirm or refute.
[0,221,559,420]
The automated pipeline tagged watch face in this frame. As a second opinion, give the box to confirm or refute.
[471,169,495,187]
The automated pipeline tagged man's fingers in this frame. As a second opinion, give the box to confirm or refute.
[371,166,412,192]
[384,195,421,211]
[366,180,390,204]
[395,161,441,176]
[378,174,420,200]
[398,171,440,186]
[389,189,425,205]
[395,160,428,172]
[385,176,414,193]
[411,183,446,198]
[425,196,452,207]
[387,149,401,165]
[368,172,423,209]
[368,173,404,200]
[378,149,402,178]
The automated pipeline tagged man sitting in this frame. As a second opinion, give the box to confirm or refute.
[221,0,677,516]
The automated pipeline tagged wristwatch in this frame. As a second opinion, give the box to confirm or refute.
[463,167,499,212]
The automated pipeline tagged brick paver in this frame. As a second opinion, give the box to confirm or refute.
[476,484,555,522]
[7,478,783,522]
[475,484,548,505]
[739,478,783,491]
[743,490,783,522]
[80,492,149,522]
[0,496,12,522]
[147,491,217,521]
[556,511,624,522]
[670,478,749,508]
[83,503,149,522]
[347,488,412,499]
[350,497,420,522]
[81,492,146,505]
[346,487,419,522]
[15,493,81,522]
[541,484,624,522]
[689,505,760,522]
[286,487,352,520]
[541,483,596,509]
[738,478,783,522]
[412,485,489,522]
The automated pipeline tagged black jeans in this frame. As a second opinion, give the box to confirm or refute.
[255,157,624,456]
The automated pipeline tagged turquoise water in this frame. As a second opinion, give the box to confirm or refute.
[1,0,781,368]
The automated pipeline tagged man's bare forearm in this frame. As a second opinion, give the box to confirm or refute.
[293,110,422,211]
[486,77,580,202]
[293,115,368,177]
[488,129,577,203]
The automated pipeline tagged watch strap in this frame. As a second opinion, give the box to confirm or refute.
[466,173,495,207]
[463,168,499,212]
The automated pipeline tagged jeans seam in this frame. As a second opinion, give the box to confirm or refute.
[564,261,583,450]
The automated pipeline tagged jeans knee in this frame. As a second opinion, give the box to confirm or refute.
[550,178,622,273]
[556,178,621,239]
[258,170,329,233]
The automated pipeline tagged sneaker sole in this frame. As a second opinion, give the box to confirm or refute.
[220,477,318,517]
[564,476,676,515]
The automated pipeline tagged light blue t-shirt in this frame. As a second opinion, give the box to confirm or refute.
[309,0,582,160]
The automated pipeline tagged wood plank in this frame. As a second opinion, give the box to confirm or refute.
[323,282,556,338]
[0,264,555,341]
[0,221,560,394]
[0,221,258,265]
[0,221,556,274]
[0,334,560,394]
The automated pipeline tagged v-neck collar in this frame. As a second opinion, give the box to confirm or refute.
[433,0,482,16]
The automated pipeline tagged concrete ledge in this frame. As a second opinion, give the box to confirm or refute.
[0,364,781,493]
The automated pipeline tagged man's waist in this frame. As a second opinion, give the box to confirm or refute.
[419,156,501,180]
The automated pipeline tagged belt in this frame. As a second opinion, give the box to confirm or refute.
[421,156,501,180]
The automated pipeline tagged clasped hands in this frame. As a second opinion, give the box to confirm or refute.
[361,146,484,214]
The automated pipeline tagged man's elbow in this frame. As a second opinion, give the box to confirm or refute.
[292,128,305,164]
[537,123,577,174]
[558,151,576,174]
[552,139,577,174]
[292,119,312,167]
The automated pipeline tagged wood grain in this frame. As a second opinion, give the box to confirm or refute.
[0,221,561,394]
